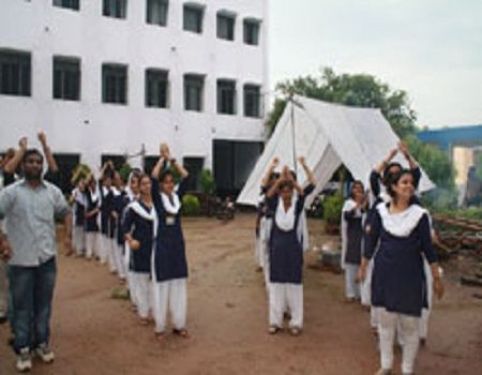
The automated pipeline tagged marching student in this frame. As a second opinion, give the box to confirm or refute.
[99,162,116,272]
[359,169,444,375]
[341,180,367,302]
[150,144,190,340]
[110,171,126,281]
[265,157,315,336]
[123,170,141,308]
[255,158,280,291]
[85,176,101,260]
[71,179,87,257]
[123,174,157,324]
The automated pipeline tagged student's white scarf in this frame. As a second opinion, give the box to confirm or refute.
[111,186,121,197]
[128,200,158,238]
[275,194,297,232]
[377,202,427,237]
[161,192,181,215]
[89,188,99,204]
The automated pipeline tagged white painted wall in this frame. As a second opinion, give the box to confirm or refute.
[0,0,268,170]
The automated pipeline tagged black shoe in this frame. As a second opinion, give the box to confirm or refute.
[0,315,7,325]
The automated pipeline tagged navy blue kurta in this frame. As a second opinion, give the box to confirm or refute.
[151,178,189,282]
[74,196,86,227]
[267,184,314,284]
[343,209,364,265]
[123,201,155,274]
[99,182,112,236]
[85,190,100,232]
[113,190,129,246]
[364,206,437,317]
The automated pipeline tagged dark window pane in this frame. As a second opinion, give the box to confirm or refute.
[53,57,80,101]
[147,0,168,26]
[103,0,127,19]
[244,20,260,45]
[184,74,204,111]
[0,50,31,96]
[217,80,236,115]
[183,6,203,33]
[53,0,80,11]
[102,64,127,104]
[244,84,261,117]
[217,14,235,41]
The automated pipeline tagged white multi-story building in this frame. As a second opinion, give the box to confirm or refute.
[0,0,268,193]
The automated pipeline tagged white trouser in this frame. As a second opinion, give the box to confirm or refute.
[85,232,100,259]
[112,242,126,279]
[124,244,136,305]
[152,278,187,333]
[361,259,373,306]
[371,306,380,329]
[132,273,151,319]
[106,237,117,272]
[0,259,7,317]
[255,236,265,269]
[344,263,360,299]
[263,251,270,294]
[269,283,303,329]
[73,226,86,256]
[98,235,109,264]
[378,308,420,374]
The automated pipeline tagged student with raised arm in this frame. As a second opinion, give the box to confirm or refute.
[255,157,280,289]
[265,157,315,336]
[150,143,190,340]
[359,169,444,375]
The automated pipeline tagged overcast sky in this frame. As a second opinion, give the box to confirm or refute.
[269,0,482,129]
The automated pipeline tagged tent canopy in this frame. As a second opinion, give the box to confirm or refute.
[237,95,434,206]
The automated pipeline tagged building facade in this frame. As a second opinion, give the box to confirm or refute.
[0,0,269,193]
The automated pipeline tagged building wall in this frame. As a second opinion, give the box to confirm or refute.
[0,0,269,170]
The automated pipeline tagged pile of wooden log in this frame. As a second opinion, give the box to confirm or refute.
[433,214,482,258]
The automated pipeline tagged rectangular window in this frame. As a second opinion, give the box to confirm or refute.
[217,79,236,115]
[103,0,127,19]
[244,85,261,118]
[184,74,204,112]
[183,5,203,33]
[53,0,80,11]
[0,50,31,97]
[102,64,127,104]
[244,20,260,45]
[145,69,168,108]
[146,0,168,26]
[53,57,81,101]
[217,13,235,41]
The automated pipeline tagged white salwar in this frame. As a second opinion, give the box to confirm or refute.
[268,194,308,330]
[379,308,420,374]
[152,279,187,333]
[72,188,86,256]
[85,232,100,260]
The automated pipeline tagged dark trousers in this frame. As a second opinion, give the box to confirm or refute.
[8,257,57,353]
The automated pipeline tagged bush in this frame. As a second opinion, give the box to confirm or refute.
[322,192,344,225]
[182,194,201,216]
[200,169,216,195]
[119,163,132,183]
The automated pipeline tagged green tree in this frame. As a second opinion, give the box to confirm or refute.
[269,67,416,138]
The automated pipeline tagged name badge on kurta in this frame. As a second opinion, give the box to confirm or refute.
[166,216,176,226]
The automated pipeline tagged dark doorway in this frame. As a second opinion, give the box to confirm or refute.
[213,140,263,197]
[53,153,80,194]
[101,154,126,171]
[183,157,204,191]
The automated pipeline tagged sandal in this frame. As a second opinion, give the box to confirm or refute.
[172,328,189,338]
[289,327,302,336]
[155,332,165,342]
[268,326,280,335]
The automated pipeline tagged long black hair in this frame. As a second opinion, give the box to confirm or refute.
[386,169,414,201]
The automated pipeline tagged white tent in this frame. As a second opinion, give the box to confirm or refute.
[237,95,434,206]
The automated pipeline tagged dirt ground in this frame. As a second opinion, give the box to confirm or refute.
[1,214,481,375]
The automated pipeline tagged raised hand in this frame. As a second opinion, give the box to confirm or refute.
[160,143,170,159]
[38,131,47,146]
[19,137,28,150]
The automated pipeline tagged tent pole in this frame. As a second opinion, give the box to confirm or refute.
[290,100,298,175]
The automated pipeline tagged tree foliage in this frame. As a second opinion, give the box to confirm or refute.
[266,67,455,195]
[268,67,416,138]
